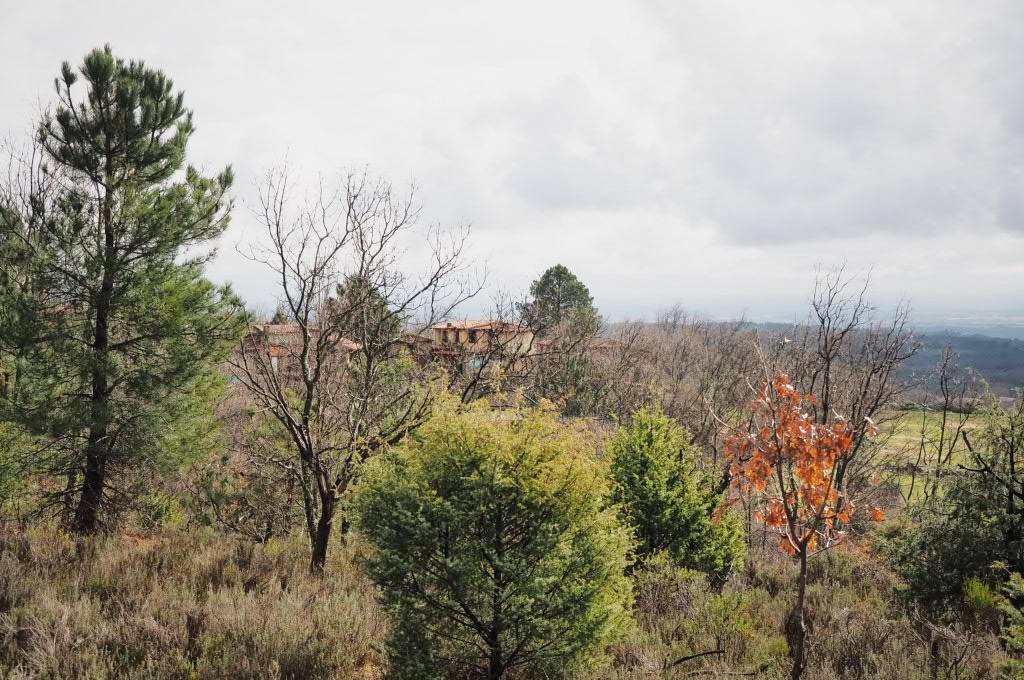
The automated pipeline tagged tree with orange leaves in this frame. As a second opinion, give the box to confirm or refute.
[724,372,882,680]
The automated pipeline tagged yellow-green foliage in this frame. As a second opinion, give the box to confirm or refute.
[356,400,634,679]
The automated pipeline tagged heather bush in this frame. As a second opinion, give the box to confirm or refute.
[602,543,1006,679]
[0,515,1009,678]
[0,525,386,679]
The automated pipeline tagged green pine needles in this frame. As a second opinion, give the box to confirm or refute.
[0,46,247,532]
[610,405,743,582]
[356,401,634,679]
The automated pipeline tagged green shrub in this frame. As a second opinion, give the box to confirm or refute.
[356,401,634,679]
[999,572,1024,675]
[879,398,1024,612]
[964,577,1002,631]
[134,492,186,531]
[609,406,743,582]
[612,551,788,678]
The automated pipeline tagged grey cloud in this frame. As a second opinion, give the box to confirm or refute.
[496,77,668,212]
[639,0,1024,242]
[1,0,1021,320]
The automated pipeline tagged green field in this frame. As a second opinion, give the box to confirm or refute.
[875,408,978,501]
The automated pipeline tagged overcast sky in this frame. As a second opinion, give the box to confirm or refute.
[2,1,1022,326]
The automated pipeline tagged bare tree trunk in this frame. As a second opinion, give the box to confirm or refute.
[298,456,318,546]
[309,487,336,575]
[789,549,809,680]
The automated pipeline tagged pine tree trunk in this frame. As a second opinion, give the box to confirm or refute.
[73,152,116,535]
[74,248,114,534]
[74,347,110,534]
[73,445,106,533]
[488,635,503,680]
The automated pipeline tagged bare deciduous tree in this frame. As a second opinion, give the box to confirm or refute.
[646,306,760,465]
[901,347,976,505]
[778,267,919,508]
[231,166,478,573]
[586,321,656,420]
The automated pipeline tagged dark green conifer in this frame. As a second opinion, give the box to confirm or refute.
[1,46,246,532]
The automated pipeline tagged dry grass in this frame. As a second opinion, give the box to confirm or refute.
[601,541,1005,680]
[0,524,1008,679]
[0,525,386,679]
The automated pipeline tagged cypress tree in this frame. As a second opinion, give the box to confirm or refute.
[1,46,246,532]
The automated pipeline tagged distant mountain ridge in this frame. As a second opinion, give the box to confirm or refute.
[914,320,1024,342]
[901,330,1024,396]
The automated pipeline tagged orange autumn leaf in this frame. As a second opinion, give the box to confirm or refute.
[779,536,798,556]
[805,533,818,552]
[724,372,882,559]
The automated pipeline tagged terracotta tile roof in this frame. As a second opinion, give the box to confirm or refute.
[398,332,432,344]
[431,320,529,333]
[249,323,361,353]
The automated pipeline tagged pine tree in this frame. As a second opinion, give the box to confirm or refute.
[269,305,289,325]
[610,405,743,582]
[357,401,634,679]
[327,273,401,347]
[1,46,246,532]
[519,264,607,414]
[519,263,600,337]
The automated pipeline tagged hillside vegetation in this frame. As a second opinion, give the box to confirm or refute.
[0,525,1007,679]
[2,47,1023,679]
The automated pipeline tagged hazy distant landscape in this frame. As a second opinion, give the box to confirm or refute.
[903,330,1024,396]
[765,323,1024,397]
[919,321,1024,342]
